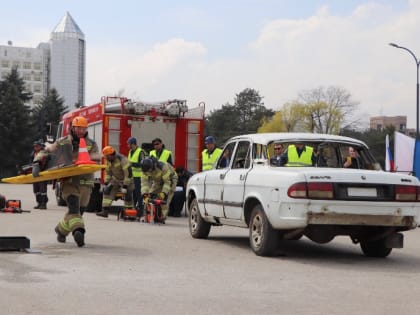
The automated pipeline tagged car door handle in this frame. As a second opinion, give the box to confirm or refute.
[240,174,246,181]
[220,173,225,179]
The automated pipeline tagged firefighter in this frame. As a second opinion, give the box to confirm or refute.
[202,136,222,171]
[127,137,146,211]
[31,139,49,209]
[97,146,134,218]
[140,157,178,222]
[43,116,101,247]
[149,138,173,165]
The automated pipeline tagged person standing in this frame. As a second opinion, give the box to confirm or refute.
[202,136,222,171]
[32,139,49,209]
[42,116,101,247]
[149,138,173,165]
[96,146,134,218]
[140,157,178,222]
[127,137,146,211]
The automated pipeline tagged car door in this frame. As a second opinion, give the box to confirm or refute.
[203,142,236,218]
[222,140,252,220]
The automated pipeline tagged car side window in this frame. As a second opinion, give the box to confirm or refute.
[216,142,236,169]
[232,141,251,169]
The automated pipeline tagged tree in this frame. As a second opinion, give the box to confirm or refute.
[258,101,307,133]
[0,69,33,177]
[297,86,359,134]
[32,88,68,142]
[205,88,274,145]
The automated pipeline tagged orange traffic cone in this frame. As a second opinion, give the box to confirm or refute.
[75,138,96,165]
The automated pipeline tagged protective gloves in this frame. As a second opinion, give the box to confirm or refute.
[158,192,167,200]
[103,183,113,195]
[143,193,150,205]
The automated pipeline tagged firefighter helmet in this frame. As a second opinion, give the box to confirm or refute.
[72,116,88,128]
[102,146,115,156]
[140,157,154,172]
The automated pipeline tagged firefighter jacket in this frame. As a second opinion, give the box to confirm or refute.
[128,146,145,178]
[286,145,314,167]
[48,135,100,186]
[202,147,223,171]
[141,161,178,196]
[150,149,173,165]
[104,153,133,187]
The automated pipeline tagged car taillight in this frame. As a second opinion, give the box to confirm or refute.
[287,182,307,198]
[288,182,334,199]
[395,185,418,201]
[307,182,334,199]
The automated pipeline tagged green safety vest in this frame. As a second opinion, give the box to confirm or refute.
[150,149,172,163]
[128,147,143,178]
[202,148,222,171]
[286,145,313,167]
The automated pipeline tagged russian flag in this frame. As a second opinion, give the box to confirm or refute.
[385,134,394,172]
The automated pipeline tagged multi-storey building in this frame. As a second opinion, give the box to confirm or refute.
[0,12,85,109]
[370,116,407,133]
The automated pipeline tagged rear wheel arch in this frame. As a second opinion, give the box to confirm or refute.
[244,197,263,226]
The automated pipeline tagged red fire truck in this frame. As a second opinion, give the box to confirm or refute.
[54,96,205,211]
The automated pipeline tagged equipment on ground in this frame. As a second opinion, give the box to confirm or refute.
[143,199,166,224]
[118,208,140,221]
[0,199,30,213]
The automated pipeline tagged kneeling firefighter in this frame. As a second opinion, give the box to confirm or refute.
[140,157,178,221]
[97,146,134,218]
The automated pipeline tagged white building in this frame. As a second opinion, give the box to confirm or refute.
[50,12,85,108]
[0,42,50,106]
[0,12,85,109]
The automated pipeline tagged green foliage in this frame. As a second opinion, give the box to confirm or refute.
[0,69,33,177]
[32,88,68,142]
[205,88,274,145]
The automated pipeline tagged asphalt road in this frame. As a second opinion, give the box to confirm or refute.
[1,183,420,315]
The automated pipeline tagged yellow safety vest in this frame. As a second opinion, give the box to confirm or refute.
[202,148,222,171]
[286,145,313,167]
[128,147,143,178]
[150,149,172,163]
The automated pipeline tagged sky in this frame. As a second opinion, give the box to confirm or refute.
[1,0,419,128]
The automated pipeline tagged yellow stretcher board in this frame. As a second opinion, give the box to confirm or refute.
[1,164,107,184]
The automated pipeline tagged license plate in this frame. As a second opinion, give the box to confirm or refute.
[348,187,377,197]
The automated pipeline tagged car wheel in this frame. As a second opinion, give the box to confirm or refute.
[249,204,279,256]
[360,238,392,258]
[189,198,211,239]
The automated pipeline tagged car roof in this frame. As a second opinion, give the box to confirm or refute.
[228,133,368,148]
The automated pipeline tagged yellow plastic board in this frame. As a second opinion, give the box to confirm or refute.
[1,164,107,184]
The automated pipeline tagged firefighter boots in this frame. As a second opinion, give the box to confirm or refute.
[73,229,85,247]
[55,226,66,243]
[96,207,109,218]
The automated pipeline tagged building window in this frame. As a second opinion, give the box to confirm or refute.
[33,73,41,81]
[376,124,382,131]
[32,95,42,104]
[1,71,9,79]
[400,124,406,131]
[33,62,41,70]
[23,62,31,69]
[1,60,9,68]
[12,61,20,69]
[23,73,31,80]
[33,84,41,93]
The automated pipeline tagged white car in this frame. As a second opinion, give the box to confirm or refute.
[186,133,420,257]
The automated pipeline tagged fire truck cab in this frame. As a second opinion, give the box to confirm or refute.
[55,96,205,211]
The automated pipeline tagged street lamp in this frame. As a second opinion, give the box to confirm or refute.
[389,43,420,139]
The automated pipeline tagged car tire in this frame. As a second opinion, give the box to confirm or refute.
[360,238,392,258]
[189,198,211,239]
[249,204,279,256]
